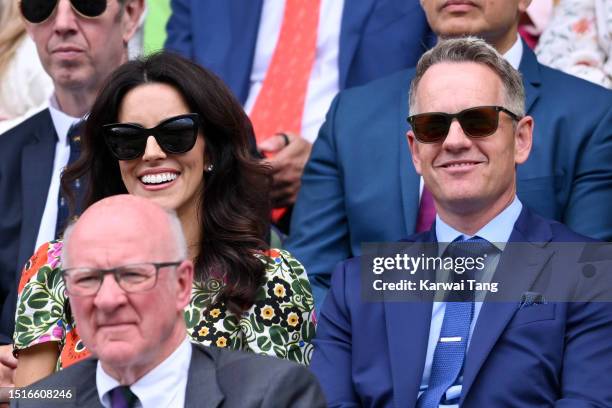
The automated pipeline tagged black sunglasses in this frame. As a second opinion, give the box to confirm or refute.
[407,105,521,144]
[20,0,107,24]
[103,113,200,161]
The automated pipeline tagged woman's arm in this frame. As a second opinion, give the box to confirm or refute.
[12,241,69,386]
[14,342,58,387]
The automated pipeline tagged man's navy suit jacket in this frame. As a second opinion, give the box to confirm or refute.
[287,44,612,309]
[165,0,434,104]
[310,207,612,407]
[0,109,56,343]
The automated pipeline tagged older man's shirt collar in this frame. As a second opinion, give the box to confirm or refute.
[97,336,192,408]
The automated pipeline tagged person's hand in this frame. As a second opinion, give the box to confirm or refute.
[0,344,16,387]
[0,344,16,406]
[258,133,312,208]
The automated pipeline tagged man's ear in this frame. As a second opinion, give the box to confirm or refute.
[121,0,145,45]
[407,131,423,175]
[514,115,533,165]
[174,260,194,310]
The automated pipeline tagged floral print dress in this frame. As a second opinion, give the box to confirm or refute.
[13,241,316,370]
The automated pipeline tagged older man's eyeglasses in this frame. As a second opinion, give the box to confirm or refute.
[103,113,200,161]
[407,105,521,144]
[20,0,107,24]
[62,262,182,297]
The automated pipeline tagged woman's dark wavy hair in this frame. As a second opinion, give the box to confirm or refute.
[62,51,271,313]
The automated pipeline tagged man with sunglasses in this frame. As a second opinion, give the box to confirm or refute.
[310,37,612,407]
[10,195,325,407]
[287,0,612,312]
[0,0,144,390]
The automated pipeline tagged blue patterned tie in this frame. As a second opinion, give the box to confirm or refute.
[54,120,84,238]
[110,386,139,408]
[417,237,496,407]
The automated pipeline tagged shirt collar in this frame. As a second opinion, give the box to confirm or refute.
[435,197,523,253]
[48,94,82,145]
[97,337,192,407]
[503,35,523,70]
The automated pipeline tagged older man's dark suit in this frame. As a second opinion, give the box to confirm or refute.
[11,343,326,407]
[311,208,612,407]
[0,109,56,343]
[287,44,612,309]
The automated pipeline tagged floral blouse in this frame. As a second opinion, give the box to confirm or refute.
[13,241,316,370]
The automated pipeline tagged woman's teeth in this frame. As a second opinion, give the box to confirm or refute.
[140,173,178,184]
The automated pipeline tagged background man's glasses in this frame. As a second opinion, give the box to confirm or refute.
[20,0,107,24]
[407,105,521,144]
[103,113,200,161]
[62,262,181,296]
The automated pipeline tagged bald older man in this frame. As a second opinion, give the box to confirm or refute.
[11,195,325,408]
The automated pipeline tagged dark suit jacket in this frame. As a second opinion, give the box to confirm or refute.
[11,343,326,407]
[0,109,56,343]
[165,0,434,104]
[286,44,612,309]
[310,208,612,407]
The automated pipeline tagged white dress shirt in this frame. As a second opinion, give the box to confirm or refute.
[97,337,193,408]
[243,0,344,143]
[34,96,80,250]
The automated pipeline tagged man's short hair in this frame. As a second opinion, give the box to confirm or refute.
[409,36,525,118]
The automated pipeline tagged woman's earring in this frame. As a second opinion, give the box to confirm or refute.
[205,164,214,173]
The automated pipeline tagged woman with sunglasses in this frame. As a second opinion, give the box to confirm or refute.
[12,52,316,386]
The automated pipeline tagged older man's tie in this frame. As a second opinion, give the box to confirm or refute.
[417,237,497,407]
[110,386,139,408]
[249,0,320,222]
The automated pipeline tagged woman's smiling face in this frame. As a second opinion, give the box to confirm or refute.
[116,82,206,219]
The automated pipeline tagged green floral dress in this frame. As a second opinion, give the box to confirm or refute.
[13,241,316,370]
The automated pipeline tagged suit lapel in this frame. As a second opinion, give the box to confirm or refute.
[385,234,436,407]
[19,109,56,267]
[338,0,377,87]
[185,344,224,408]
[518,42,542,114]
[460,208,554,401]
[70,359,102,407]
[398,69,420,235]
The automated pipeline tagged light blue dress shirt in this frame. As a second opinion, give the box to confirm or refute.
[418,197,523,406]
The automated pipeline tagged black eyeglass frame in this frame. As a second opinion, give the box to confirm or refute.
[61,261,182,296]
[20,0,107,24]
[406,105,522,144]
[103,113,201,161]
